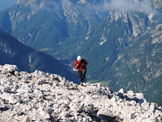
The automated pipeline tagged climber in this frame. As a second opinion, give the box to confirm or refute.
[74,56,88,86]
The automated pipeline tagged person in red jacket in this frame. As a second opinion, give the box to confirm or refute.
[74,56,88,86]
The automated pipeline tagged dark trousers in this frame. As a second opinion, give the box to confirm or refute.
[78,68,87,84]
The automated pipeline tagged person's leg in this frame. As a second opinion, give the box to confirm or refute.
[82,68,87,83]
[80,73,84,86]
[78,70,83,85]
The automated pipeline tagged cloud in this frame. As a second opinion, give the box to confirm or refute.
[68,0,155,15]
[104,0,155,14]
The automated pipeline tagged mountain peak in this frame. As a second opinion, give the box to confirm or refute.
[0,64,161,121]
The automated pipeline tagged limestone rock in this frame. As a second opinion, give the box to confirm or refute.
[2,64,18,74]
[0,64,161,122]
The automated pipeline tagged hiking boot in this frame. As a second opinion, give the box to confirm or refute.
[80,82,83,86]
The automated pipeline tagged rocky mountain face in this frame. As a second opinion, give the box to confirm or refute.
[110,19,162,105]
[0,64,162,122]
[0,30,78,81]
[0,0,162,105]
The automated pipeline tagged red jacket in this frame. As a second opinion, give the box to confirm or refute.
[74,58,88,71]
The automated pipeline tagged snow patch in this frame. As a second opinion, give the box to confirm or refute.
[99,34,107,46]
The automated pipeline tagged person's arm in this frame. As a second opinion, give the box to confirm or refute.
[74,61,80,69]
[74,61,77,68]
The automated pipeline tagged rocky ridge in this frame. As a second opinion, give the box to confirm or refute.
[0,64,162,122]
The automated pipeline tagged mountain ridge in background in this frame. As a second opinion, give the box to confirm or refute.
[0,29,78,82]
[0,0,17,11]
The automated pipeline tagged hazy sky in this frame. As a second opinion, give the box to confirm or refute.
[0,0,17,11]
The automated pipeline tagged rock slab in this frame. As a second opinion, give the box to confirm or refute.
[0,64,161,122]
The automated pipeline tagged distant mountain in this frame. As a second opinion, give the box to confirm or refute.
[0,30,78,82]
[109,20,162,105]
[0,0,17,11]
[0,0,155,74]
[0,0,162,105]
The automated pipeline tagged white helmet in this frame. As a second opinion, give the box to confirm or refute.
[77,56,82,61]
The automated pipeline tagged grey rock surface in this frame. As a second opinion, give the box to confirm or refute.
[0,64,161,122]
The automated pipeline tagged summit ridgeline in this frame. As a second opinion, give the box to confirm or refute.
[0,64,162,122]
